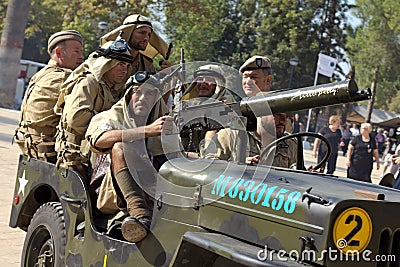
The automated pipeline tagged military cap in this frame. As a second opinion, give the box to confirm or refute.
[239,55,271,73]
[47,30,83,55]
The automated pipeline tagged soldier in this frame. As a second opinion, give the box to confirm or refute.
[14,30,83,163]
[101,14,172,77]
[204,56,297,168]
[85,81,174,243]
[179,64,228,157]
[56,37,133,177]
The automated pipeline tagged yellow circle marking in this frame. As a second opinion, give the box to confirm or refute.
[333,207,372,253]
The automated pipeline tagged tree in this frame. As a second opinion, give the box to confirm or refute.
[159,0,227,63]
[0,0,31,108]
[346,0,400,112]
[255,0,351,90]
[21,0,158,62]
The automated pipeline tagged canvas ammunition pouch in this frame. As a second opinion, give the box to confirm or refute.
[13,128,57,163]
[36,141,57,163]
[56,127,90,178]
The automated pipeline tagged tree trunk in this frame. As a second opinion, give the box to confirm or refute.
[366,66,379,122]
[0,0,31,108]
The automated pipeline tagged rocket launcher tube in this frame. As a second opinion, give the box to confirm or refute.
[239,79,371,117]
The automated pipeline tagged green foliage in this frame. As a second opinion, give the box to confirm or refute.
[161,0,351,91]
[0,0,8,34]
[23,0,157,58]
[6,0,399,115]
[347,0,400,111]
[158,0,226,62]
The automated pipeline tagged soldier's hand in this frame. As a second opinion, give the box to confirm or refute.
[246,155,259,164]
[145,116,174,137]
[159,60,172,70]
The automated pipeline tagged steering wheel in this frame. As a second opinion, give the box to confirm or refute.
[259,132,332,171]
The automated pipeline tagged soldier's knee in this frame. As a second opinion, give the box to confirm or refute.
[111,142,124,161]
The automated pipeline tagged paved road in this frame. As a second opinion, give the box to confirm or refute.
[0,108,25,266]
[303,144,382,185]
[0,107,383,266]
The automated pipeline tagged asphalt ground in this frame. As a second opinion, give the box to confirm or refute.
[0,108,25,266]
[0,107,383,266]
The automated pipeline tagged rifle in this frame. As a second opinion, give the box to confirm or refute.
[159,43,173,67]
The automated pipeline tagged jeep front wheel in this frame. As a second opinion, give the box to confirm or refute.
[21,202,66,267]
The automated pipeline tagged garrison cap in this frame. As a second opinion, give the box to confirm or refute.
[47,30,83,55]
[239,55,271,73]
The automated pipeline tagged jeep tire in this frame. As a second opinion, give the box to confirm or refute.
[21,202,66,267]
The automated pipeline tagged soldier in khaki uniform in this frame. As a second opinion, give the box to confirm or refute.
[14,30,83,163]
[56,37,133,176]
[204,56,297,168]
[101,14,172,77]
[86,81,173,243]
[179,64,228,157]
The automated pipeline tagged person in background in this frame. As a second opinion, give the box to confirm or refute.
[292,113,303,133]
[341,124,352,156]
[14,70,26,109]
[375,129,385,156]
[14,30,83,163]
[312,115,344,174]
[346,122,380,183]
[381,128,398,176]
[350,123,360,136]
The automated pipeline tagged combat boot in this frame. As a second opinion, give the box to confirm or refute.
[121,216,151,242]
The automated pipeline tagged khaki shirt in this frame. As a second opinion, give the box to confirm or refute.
[14,59,71,161]
[56,74,125,169]
[17,59,71,138]
[129,53,156,77]
[204,129,297,168]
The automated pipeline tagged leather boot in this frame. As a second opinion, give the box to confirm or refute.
[121,216,151,242]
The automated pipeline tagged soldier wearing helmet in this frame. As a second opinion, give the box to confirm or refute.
[56,37,133,177]
[101,14,172,77]
[179,64,230,157]
[205,56,297,168]
[14,30,83,163]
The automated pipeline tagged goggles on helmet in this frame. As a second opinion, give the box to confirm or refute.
[95,33,133,64]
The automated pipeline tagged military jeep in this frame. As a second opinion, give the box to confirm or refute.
[9,64,400,267]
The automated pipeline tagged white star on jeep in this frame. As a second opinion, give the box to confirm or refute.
[18,171,28,196]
